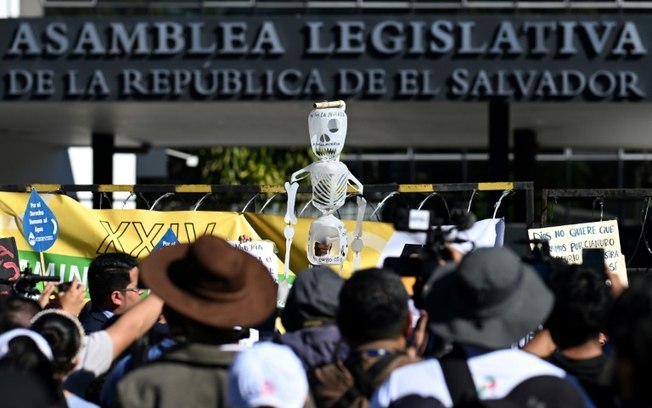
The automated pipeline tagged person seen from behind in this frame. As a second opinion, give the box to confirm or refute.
[371,247,592,408]
[31,308,99,408]
[228,341,310,408]
[276,265,347,371]
[117,234,277,408]
[310,267,421,408]
[0,328,66,407]
[544,263,616,408]
[606,277,652,407]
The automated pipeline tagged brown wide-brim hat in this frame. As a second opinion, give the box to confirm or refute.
[140,235,277,329]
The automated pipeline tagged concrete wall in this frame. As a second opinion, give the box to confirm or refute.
[0,138,73,185]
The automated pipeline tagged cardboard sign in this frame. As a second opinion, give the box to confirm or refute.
[22,189,59,253]
[152,227,180,252]
[528,219,628,285]
[230,240,279,283]
[0,236,20,294]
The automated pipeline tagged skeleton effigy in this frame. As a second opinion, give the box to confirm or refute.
[281,101,366,296]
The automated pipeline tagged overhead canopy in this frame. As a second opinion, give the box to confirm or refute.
[0,101,650,150]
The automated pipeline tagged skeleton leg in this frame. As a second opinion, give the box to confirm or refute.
[351,195,367,271]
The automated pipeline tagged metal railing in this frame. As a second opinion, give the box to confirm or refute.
[39,0,652,10]
[8,181,534,224]
[541,188,652,227]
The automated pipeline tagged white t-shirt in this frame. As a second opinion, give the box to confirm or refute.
[371,348,582,408]
[64,330,114,397]
[76,330,114,375]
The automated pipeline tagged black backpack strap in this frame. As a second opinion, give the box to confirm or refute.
[332,352,403,408]
[439,348,481,406]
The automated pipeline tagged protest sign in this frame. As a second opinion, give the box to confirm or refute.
[0,237,20,294]
[229,240,279,283]
[528,219,628,285]
[22,189,59,275]
[22,189,59,253]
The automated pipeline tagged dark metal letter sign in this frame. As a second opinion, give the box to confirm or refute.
[0,15,649,101]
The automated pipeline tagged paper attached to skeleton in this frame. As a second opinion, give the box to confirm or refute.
[309,106,347,161]
[308,214,347,266]
[313,100,346,110]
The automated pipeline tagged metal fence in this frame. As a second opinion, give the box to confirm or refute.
[4,181,534,224]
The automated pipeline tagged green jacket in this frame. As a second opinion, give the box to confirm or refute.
[117,342,239,408]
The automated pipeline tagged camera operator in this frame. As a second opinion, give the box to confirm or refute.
[522,244,625,358]
[383,208,475,306]
[0,275,86,333]
[373,247,592,408]
[41,277,87,316]
[310,268,422,408]
[381,208,476,357]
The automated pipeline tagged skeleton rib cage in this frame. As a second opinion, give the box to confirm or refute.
[309,161,350,215]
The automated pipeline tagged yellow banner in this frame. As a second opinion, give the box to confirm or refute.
[0,192,395,283]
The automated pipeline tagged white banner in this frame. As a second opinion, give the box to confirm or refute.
[377,218,505,267]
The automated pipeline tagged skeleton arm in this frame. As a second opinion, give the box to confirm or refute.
[284,167,311,225]
[347,174,366,271]
[279,166,311,307]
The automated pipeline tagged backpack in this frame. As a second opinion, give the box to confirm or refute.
[330,351,404,408]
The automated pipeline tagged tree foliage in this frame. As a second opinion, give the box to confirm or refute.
[198,146,313,185]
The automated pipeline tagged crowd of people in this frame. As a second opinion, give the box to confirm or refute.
[0,234,650,407]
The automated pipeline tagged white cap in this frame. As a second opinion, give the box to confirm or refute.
[228,342,308,408]
[0,328,53,361]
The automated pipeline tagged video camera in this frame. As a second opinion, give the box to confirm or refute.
[383,207,476,307]
[0,263,59,301]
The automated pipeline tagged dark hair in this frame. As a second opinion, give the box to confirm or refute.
[87,253,138,307]
[0,370,51,408]
[0,335,64,407]
[545,264,612,349]
[0,336,52,374]
[606,278,652,404]
[31,311,83,376]
[337,268,409,346]
[0,296,42,332]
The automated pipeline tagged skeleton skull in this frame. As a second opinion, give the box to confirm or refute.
[308,107,347,160]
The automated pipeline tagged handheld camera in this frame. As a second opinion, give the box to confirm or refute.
[0,263,59,301]
[383,207,475,307]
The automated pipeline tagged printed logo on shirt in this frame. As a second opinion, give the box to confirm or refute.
[477,376,497,397]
